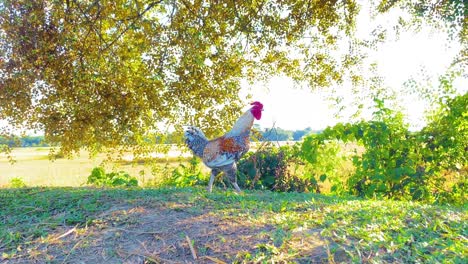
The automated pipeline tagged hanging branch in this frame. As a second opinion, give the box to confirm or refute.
[100,0,164,52]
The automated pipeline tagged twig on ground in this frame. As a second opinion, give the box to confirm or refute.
[185,235,197,260]
[202,256,228,264]
[61,239,84,264]
[54,224,78,241]
[111,227,163,235]
[118,249,179,264]
[325,241,336,264]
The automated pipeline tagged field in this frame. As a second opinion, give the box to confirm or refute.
[1,148,467,263]
[0,147,192,187]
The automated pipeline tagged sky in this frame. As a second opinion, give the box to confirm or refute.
[241,12,467,132]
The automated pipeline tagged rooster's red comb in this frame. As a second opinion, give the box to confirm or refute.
[251,101,263,108]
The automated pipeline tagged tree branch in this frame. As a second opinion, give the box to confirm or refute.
[72,0,105,46]
[101,0,164,52]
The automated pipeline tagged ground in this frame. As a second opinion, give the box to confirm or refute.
[1,188,337,263]
[0,187,466,263]
[27,205,327,263]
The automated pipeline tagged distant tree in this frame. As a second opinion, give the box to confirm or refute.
[0,136,48,147]
[21,136,48,147]
[0,137,16,147]
[293,127,313,141]
[262,127,293,141]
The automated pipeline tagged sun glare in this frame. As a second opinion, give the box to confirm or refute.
[243,27,466,131]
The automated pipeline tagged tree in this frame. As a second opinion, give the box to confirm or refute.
[0,0,465,156]
[292,127,313,141]
[377,0,466,60]
[0,0,361,156]
[262,127,293,141]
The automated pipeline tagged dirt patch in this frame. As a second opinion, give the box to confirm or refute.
[4,203,333,263]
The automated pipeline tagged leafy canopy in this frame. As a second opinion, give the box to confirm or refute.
[0,0,465,155]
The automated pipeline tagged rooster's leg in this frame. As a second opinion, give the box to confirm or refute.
[225,163,242,193]
[207,168,220,193]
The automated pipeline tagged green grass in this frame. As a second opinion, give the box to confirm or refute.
[1,187,466,262]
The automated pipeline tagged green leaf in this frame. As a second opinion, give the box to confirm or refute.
[320,174,327,182]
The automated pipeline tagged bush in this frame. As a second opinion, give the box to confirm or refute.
[142,163,173,187]
[301,96,467,205]
[237,143,319,192]
[165,157,208,187]
[10,177,26,188]
[87,167,138,187]
[300,140,356,195]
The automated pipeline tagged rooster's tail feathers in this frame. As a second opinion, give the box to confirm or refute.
[183,126,208,158]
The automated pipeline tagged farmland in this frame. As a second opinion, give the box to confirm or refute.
[0,147,191,187]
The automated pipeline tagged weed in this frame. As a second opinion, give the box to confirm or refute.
[87,167,138,187]
[9,177,26,188]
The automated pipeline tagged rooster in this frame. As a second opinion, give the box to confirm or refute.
[184,101,263,192]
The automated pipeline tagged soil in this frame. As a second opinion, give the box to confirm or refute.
[5,202,336,263]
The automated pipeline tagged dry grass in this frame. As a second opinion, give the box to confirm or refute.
[0,142,279,188]
[0,147,191,187]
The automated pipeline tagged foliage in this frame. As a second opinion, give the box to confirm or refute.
[237,143,319,193]
[422,93,468,170]
[377,0,467,42]
[9,177,26,188]
[0,0,363,156]
[301,140,356,195]
[165,157,208,187]
[87,167,138,187]
[301,95,467,204]
[139,161,174,187]
[419,93,468,204]
[0,187,465,262]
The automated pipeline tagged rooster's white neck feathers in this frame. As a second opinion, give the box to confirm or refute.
[225,109,254,137]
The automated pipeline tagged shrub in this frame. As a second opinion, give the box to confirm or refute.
[10,177,26,188]
[300,140,357,195]
[165,157,208,187]
[142,163,173,187]
[237,143,319,192]
[87,167,138,187]
[302,101,429,201]
[301,95,467,204]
